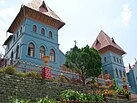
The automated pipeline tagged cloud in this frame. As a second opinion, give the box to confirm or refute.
[0,0,5,4]
[0,8,17,21]
[121,4,132,26]
[0,7,17,54]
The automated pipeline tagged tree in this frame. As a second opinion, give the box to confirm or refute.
[65,45,102,85]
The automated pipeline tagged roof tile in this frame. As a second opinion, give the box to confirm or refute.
[92,30,126,55]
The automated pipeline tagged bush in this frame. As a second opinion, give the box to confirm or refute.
[11,98,29,103]
[4,66,16,75]
[60,89,80,101]
[15,72,27,77]
[0,68,4,73]
[26,71,41,79]
[36,98,56,103]
[10,98,56,103]
[60,89,104,102]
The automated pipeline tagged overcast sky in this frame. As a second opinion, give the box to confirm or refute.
[0,0,137,67]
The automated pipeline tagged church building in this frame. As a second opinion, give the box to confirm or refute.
[3,0,66,74]
[3,0,129,85]
[92,30,128,87]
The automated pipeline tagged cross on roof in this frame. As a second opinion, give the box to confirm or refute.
[74,40,77,46]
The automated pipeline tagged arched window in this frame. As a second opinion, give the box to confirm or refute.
[16,45,19,59]
[40,46,45,58]
[117,58,119,63]
[41,28,45,35]
[50,49,55,62]
[104,70,108,74]
[115,68,118,77]
[49,31,53,38]
[10,51,14,64]
[119,70,122,78]
[16,31,19,38]
[28,43,35,57]
[113,56,116,62]
[104,57,106,62]
[33,25,37,32]
[123,71,126,77]
[13,36,15,42]
[20,27,22,34]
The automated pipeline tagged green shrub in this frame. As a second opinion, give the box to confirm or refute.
[11,98,29,103]
[0,68,4,73]
[60,89,104,102]
[10,98,56,103]
[4,66,16,75]
[95,95,104,102]
[15,72,27,77]
[60,89,80,101]
[36,98,56,103]
[35,72,42,79]
[26,71,41,78]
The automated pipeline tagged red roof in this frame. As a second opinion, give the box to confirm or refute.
[7,0,65,33]
[92,30,126,55]
[26,0,64,23]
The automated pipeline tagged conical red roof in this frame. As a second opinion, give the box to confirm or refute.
[7,0,65,33]
[26,0,64,23]
[92,30,126,55]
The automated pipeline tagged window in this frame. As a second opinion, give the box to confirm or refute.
[117,58,119,63]
[49,31,53,38]
[10,51,14,64]
[50,49,55,62]
[40,46,45,58]
[104,70,108,74]
[119,70,122,78]
[104,57,106,62]
[115,68,118,77]
[16,45,19,59]
[20,27,22,34]
[17,31,19,38]
[120,59,122,64]
[41,28,45,35]
[113,57,116,62]
[123,71,126,77]
[33,25,37,32]
[13,36,15,42]
[28,43,35,57]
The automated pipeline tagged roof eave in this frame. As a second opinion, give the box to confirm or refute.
[3,35,13,45]
[7,6,24,33]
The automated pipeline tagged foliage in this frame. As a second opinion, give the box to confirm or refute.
[60,89,80,101]
[0,66,43,79]
[65,45,102,85]
[11,98,29,103]
[4,66,16,75]
[10,98,56,103]
[35,98,56,103]
[15,72,27,77]
[59,74,69,83]
[0,68,4,73]
[115,87,130,96]
[60,89,104,102]
[26,71,41,79]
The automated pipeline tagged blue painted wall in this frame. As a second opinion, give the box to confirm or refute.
[4,18,66,72]
[127,64,137,93]
[102,51,128,87]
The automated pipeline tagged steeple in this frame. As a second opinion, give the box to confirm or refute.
[92,30,126,55]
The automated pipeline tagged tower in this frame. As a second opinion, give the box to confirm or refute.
[3,0,66,72]
[92,30,127,87]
